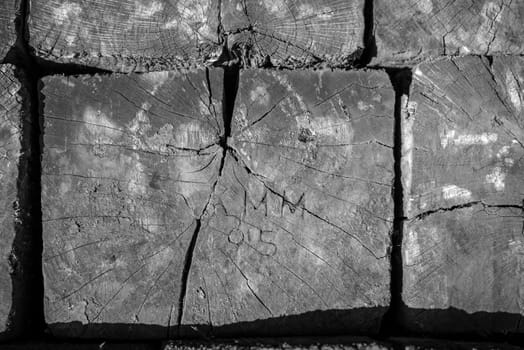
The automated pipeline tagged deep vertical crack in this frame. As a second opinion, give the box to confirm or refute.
[8,66,45,340]
[221,65,239,150]
[356,0,377,67]
[379,68,412,337]
[176,64,240,337]
[176,219,202,336]
[5,0,45,339]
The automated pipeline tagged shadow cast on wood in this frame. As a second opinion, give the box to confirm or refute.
[0,306,515,344]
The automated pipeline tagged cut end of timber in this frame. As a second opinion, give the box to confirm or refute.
[401,56,524,336]
[27,0,367,71]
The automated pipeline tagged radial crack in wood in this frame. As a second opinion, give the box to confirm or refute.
[221,0,365,68]
[41,69,223,339]
[402,56,524,335]
[180,69,394,336]
[27,0,366,70]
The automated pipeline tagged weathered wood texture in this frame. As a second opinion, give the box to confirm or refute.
[28,0,222,72]
[221,0,365,67]
[181,70,394,335]
[402,56,524,332]
[0,65,21,335]
[403,56,524,219]
[42,68,395,338]
[0,0,18,61]
[373,0,524,65]
[28,0,365,70]
[41,70,223,338]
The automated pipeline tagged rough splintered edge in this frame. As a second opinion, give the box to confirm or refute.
[400,93,415,218]
[31,42,226,72]
[162,337,524,350]
[40,66,214,84]
[34,47,367,72]
[0,338,523,349]
[16,66,46,338]
[0,63,20,339]
[28,3,224,73]
[163,337,392,350]
[1,62,46,340]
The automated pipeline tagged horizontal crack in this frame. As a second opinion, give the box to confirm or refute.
[412,200,524,221]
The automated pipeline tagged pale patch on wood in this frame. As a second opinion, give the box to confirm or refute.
[250,85,270,106]
[402,96,415,213]
[134,0,164,18]
[58,178,72,196]
[404,229,420,266]
[54,2,82,24]
[441,185,472,201]
[59,77,76,88]
[163,18,179,29]
[485,166,506,191]
[81,106,120,142]
[174,0,213,39]
[297,3,316,17]
[496,145,515,166]
[124,153,149,196]
[357,100,374,111]
[265,0,287,17]
[497,145,511,158]
[440,130,498,149]
[505,69,522,112]
[297,4,334,19]
[416,0,433,14]
[140,71,170,95]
